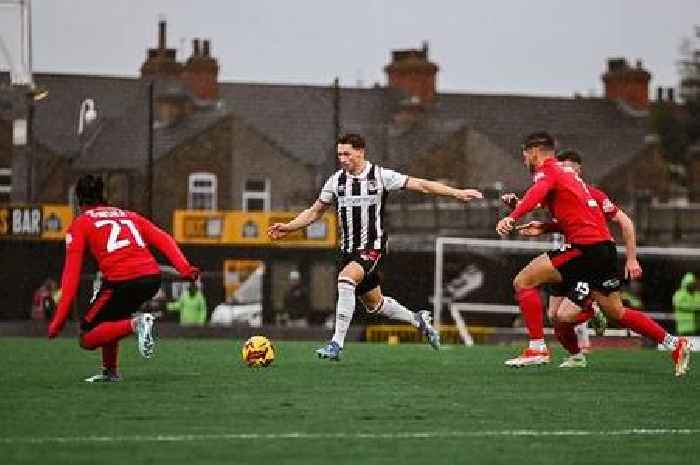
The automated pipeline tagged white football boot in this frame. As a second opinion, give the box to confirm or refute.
[136,313,156,359]
[504,347,551,367]
[558,352,587,368]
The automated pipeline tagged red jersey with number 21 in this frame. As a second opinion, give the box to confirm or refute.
[66,207,161,281]
[509,158,612,244]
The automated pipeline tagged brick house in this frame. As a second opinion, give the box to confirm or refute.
[1,20,666,230]
[0,19,692,320]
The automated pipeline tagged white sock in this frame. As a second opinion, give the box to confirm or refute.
[378,296,419,327]
[575,322,590,347]
[529,339,547,351]
[331,279,357,348]
[663,334,679,351]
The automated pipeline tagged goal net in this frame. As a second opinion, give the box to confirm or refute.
[433,237,700,346]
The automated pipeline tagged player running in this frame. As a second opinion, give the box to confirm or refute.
[506,148,643,368]
[48,175,199,382]
[268,133,483,361]
[496,132,691,376]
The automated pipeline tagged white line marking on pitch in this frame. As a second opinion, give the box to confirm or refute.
[1,429,699,444]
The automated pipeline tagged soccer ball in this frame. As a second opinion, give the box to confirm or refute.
[242,335,275,367]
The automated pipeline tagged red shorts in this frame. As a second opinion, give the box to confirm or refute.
[547,241,621,303]
[80,274,161,331]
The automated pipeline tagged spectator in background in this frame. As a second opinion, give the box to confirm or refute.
[673,273,700,335]
[284,270,309,327]
[621,280,644,310]
[32,278,57,321]
[167,281,207,326]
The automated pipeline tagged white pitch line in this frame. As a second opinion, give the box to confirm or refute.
[1,429,699,445]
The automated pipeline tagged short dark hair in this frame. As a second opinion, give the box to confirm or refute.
[556,148,583,165]
[521,131,556,151]
[337,133,366,149]
[75,174,106,206]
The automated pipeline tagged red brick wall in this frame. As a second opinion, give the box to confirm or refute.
[387,69,437,104]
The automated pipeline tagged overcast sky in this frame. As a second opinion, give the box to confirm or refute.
[1,0,699,97]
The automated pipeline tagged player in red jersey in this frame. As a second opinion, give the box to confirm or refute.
[48,175,199,382]
[510,148,643,367]
[496,132,691,376]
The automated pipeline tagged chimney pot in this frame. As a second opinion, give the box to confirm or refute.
[203,40,211,58]
[657,87,664,102]
[158,20,166,49]
[608,58,627,72]
[667,87,675,103]
[192,38,201,57]
[602,57,651,110]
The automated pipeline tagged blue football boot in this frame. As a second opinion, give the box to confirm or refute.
[315,341,342,361]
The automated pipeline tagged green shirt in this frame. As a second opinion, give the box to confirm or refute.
[167,291,207,326]
[673,273,700,335]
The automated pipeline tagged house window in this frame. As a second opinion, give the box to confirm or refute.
[188,172,217,210]
[243,177,270,212]
[0,168,11,202]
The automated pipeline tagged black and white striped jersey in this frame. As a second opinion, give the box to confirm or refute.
[319,162,408,252]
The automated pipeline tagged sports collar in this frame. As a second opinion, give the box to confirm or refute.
[345,161,371,178]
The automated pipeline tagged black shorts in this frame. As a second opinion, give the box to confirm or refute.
[547,241,621,304]
[80,274,161,332]
[338,249,384,295]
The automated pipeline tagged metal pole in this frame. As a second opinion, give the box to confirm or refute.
[25,0,31,80]
[26,91,32,201]
[147,80,154,219]
[332,77,340,169]
[433,237,443,334]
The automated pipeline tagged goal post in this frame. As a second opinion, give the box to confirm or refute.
[433,237,700,346]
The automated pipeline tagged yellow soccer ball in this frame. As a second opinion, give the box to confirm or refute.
[242,335,276,367]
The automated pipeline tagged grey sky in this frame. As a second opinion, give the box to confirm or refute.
[1,0,699,96]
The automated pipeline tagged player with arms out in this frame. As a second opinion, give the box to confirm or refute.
[48,175,199,382]
[506,148,643,368]
[496,132,691,376]
[268,133,483,360]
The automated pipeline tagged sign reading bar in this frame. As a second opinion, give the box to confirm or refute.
[173,210,337,248]
[0,205,73,240]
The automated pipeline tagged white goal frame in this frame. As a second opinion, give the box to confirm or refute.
[434,237,700,346]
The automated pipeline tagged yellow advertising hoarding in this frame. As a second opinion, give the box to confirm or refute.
[0,204,73,240]
[173,210,337,248]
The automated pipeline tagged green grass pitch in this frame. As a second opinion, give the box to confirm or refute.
[1,337,698,465]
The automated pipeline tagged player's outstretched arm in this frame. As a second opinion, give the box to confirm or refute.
[611,209,642,279]
[48,228,86,338]
[404,177,483,202]
[267,200,329,240]
[516,220,562,237]
[137,216,198,280]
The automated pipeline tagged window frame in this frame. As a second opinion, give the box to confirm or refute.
[242,177,270,212]
[188,172,218,210]
[0,167,11,195]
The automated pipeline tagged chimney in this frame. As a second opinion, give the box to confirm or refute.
[158,20,166,49]
[140,18,183,80]
[182,38,219,101]
[192,38,201,58]
[384,41,439,104]
[602,57,651,111]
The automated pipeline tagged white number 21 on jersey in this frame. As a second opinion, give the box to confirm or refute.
[95,219,146,253]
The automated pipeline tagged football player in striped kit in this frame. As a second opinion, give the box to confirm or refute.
[268,133,483,360]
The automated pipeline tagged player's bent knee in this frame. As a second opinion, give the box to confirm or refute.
[513,274,533,291]
[363,297,385,314]
[337,277,356,291]
[79,335,98,351]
